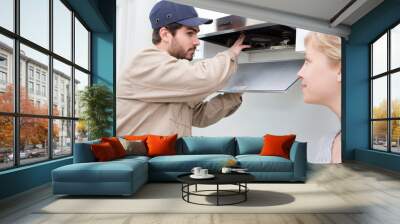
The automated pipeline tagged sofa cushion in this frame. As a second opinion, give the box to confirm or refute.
[148,154,235,172]
[177,137,236,155]
[115,155,150,163]
[101,137,127,158]
[260,134,296,159]
[236,155,293,172]
[147,134,178,157]
[119,138,148,156]
[91,142,118,161]
[235,137,263,155]
[73,139,101,163]
[124,135,148,141]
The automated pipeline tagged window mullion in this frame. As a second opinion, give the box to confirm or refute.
[388,30,391,152]
[13,0,20,166]
[49,0,54,160]
[71,10,76,155]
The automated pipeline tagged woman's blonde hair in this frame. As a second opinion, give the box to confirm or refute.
[305,32,341,65]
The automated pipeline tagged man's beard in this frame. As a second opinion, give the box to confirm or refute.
[169,40,196,61]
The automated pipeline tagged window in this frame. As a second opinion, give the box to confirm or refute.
[0,71,6,85]
[35,70,41,81]
[371,23,400,154]
[0,0,14,32]
[28,81,34,94]
[0,54,7,87]
[42,85,46,97]
[0,54,7,67]
[0,34,13,113]
[74,69,89,118]
[20,0,49,49]
[0,0,91,170]
[53,120,72,158]
[28,67,34,80]
[53,0,72,60]
[36,83,40,95]
[75,18,89,70]
[53,59,72,117]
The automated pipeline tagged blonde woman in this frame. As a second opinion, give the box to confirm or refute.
[297,32,342,163]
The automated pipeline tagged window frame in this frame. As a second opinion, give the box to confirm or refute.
[370,20,400,154]
[0,0,92,171]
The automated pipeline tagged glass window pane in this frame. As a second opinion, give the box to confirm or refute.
[20,44,49,115]
[20,117,49,165]
[20,0,49,49]
[75,120,88,143]
[0,0,14,31]
[372,33,387,76]
[391,120,400,153]
[372,121,388,151]
[391,24,400,70]
[0,34,14,113]
[53,59,72,117]
[75,18,89,70]
[372,77,387,119]
[0,116,14,170]
[53,0,72,60]
[391,72,400,118]
[74,69,89,118]
[53,119,72,158]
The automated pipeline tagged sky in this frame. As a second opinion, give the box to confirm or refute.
[372,29,400,108]
[0,0,89,74]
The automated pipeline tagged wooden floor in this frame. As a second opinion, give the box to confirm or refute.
[1,162,400,224]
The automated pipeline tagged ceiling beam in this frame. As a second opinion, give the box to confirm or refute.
[330,0,368,27]
[169,0,351,37]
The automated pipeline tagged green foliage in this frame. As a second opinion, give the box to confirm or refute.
[372,99,400,140]
[79,84,113,140]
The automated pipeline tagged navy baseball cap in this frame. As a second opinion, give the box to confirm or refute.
[149,1,213,29]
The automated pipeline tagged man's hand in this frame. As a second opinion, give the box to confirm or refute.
[229,34,251,57]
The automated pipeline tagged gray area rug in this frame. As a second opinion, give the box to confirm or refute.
[37,183,362,214]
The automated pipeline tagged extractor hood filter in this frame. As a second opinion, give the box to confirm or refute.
[222,60,303,93]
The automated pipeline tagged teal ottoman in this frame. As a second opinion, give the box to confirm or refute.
[52,157,148,196]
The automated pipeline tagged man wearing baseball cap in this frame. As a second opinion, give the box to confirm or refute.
[117,0,250,137]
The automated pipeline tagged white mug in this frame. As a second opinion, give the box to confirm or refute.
[191,167,202,176]
[200,169,208,176]
[221,167,232,174]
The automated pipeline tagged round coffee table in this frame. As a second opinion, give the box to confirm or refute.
[177,172,255,206]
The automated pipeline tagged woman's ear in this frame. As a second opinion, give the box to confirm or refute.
[336,65,342,83]
[337,72,342,82]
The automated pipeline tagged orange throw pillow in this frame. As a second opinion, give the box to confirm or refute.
[260,134,296,159]
[91,142,118,161]
[124,135,148,141]
[146,134,178,157]
[101,137,127,158]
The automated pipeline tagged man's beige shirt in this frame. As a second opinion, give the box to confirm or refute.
[116,47,242,137]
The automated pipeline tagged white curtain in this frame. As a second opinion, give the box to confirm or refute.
[116,0,159,78]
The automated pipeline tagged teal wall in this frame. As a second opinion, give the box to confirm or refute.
[0,158,72,199]
[92,32,115,135]
[0,0,116,200]
[344,0,400,171]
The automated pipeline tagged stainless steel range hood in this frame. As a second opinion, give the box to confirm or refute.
[199,15,302,93]
[199,15,296,51]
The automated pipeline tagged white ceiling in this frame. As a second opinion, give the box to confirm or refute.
[170,0,384,37]
[226,0,352,23]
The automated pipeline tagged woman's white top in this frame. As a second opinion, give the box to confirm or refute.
[308,131,340,164]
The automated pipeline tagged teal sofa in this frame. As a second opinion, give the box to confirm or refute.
[52,136,307,196]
